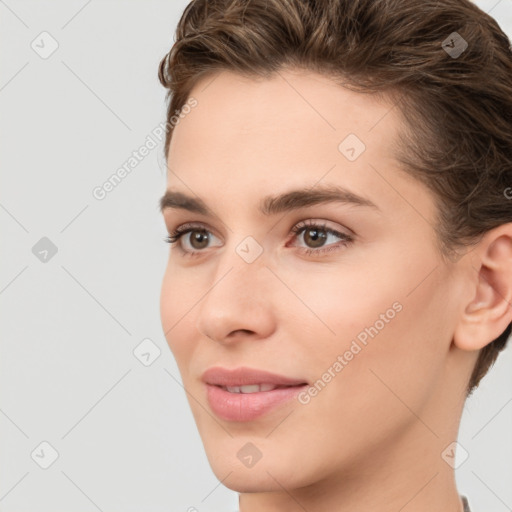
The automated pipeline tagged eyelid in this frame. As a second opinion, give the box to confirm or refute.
[167,221,220,240]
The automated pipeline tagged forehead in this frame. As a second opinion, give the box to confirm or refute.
[165,68,431,223]
[168,68,400,170]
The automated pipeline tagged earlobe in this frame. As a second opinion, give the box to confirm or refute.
[453,226,512,352]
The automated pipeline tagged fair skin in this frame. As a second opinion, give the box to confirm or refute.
[159,67,512,512]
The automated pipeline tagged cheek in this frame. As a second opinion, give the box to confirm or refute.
[159,265,198,363]
[286,248,450,398]
[352,284,448,408]
[275,268,450,468]
[279,259,404,348]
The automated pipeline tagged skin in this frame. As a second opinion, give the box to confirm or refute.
[159,67,512,511]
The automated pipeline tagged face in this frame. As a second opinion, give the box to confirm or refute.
[160,68,466,493]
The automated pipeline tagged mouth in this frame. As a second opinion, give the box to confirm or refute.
[217,383,303,393]
[202,366,308,422]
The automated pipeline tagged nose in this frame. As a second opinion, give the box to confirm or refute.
[195,251,277,345]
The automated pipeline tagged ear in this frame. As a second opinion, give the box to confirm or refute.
[453,223,512,351]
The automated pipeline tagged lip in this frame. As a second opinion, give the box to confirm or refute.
[202,366,308,422]
[201,366,308,387]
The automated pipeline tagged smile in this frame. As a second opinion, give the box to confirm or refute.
[201,366,308,421]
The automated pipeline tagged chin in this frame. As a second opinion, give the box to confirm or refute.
[210,463,294,493]
[201,437,317,493]
[222,474,278,493]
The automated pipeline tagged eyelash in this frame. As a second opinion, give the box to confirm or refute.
[164,220,354,258]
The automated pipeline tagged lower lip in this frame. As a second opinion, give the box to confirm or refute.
[205,384,308,422]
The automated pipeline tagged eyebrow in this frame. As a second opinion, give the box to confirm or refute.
[159,184,379,216]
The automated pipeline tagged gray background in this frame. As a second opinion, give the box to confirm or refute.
[0,1,511,511]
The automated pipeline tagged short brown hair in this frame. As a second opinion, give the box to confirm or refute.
[158,0,512,395]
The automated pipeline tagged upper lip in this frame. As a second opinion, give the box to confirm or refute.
[202,366,308,387]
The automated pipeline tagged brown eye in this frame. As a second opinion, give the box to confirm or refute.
[290,221,354,255]
[165,224,222,255]
[302,227,328,248]
[187,230,210,250]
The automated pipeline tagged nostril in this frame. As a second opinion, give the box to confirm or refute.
[228,329,254,338]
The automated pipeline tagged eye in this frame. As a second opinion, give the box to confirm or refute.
[164,222,221,256]
[288,220,354,255]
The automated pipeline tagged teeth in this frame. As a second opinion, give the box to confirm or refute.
[259,383,278,392]
[224,384,279,393]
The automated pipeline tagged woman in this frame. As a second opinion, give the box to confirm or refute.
[158,0,512,510]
